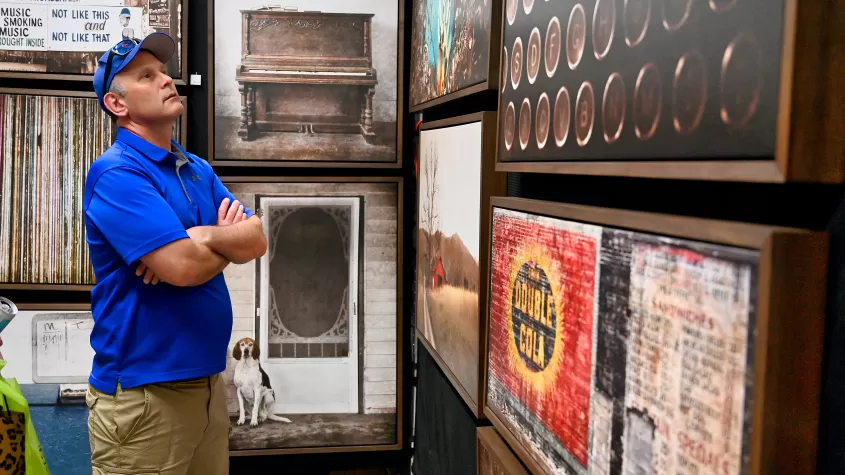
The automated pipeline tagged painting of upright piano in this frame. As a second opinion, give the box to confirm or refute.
[483,197,827,475]
[210,1,403,167]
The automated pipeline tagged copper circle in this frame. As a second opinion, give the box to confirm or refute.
[602,73,626,144]
[575,81,595,147]
[507,0,518,25]
[554,86,571,147]
[710,0,737,13]
[519,98,532,150]
[633,63,663,140]
[536,92,551,149]
[545,16,561,78]
[663,0,692,32]
[511,36,524,91]
[567,4,587,70]
[624,0,651,47]
[504,102,516,151]
[527,27,542,84]
[720,32,762,129]
[524,0,534,15]
[502,46,509,92]
[672,50,708,135]
[592,0,616,61]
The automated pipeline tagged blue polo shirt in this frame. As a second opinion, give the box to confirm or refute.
[83,128,252,394]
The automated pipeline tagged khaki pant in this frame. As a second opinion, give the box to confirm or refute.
[86,374,230,474]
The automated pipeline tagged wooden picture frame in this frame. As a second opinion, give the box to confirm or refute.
[415,112,505,419]
[207,2,405,169]
[477,426,529,475]
[408,0,503,112]
[483,196,827,475]
[219,177,404,456]
[0,1,190,85]
[0,88,188,292]
[494,0,845,183]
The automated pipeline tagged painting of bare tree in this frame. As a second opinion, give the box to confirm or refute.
[416,120,482,406]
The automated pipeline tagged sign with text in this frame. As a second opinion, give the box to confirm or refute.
[487,206,760,475]
[0,3,143,52]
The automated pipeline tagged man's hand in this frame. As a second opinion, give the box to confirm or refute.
[135,261,161,285]
[218,197,247,226]
[136,198,245,284]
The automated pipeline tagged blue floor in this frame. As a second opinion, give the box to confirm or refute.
[23,385,91,474]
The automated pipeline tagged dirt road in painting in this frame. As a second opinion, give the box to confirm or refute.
[422,284,479,403]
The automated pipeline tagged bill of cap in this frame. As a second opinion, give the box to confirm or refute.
[136,32,176,65]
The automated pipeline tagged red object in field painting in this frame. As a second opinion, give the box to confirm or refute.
[486,209,598,467]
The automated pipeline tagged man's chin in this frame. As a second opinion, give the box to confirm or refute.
[166,100,185,117]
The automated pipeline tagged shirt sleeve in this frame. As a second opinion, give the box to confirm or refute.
[86,166,190,266]
[211,173,255,219]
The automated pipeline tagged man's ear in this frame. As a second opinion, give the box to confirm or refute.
[103,91,128,119]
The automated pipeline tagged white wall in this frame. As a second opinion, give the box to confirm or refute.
[213,0,399,123]
[1,310,92,384]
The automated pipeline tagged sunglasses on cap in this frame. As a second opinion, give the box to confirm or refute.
[102,37,142,93]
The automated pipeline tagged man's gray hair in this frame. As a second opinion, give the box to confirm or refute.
[108,77,125,97]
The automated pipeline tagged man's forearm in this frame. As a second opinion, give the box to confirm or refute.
[181,242,230,286]
[191,215,267,264]
[139,237,230,287]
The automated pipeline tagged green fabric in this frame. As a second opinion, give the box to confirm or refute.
[0,360,50,474]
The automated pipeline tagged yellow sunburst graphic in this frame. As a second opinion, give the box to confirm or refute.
[501,239,568,396]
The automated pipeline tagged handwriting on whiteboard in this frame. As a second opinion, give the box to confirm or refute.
[32,312,94,383]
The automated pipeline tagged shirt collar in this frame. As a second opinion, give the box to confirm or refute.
[116,128,191,163]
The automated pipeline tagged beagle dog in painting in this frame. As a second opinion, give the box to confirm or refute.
[232,337,292,427]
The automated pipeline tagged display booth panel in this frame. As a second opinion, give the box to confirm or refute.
[0,0,188,83]
[408,0,502,111]
[0,89,186,291]
[221,177,403,456]
[209,1,404,169]
[415,112,504,418]
[484,197,827,475]
[412,343,478,475]
[495,0,845,183]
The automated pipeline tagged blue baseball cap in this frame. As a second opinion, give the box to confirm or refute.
[93,32,176,114]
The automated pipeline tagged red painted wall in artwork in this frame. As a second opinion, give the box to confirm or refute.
[488,213,598,466]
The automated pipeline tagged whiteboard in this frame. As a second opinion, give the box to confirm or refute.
[31,313,94,383]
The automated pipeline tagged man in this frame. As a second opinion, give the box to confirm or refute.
[83,32,265,474]
[119,8,134,40]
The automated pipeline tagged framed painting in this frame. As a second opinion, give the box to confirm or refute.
[484,196,827,475]
[477,426,529,475]
[208,2,404,169]
[409,0,502,112]
[0,0,188,84]
[415,112,505,418]
[495,0,845,183]
[0,88,187,292]
[220,177,403,455]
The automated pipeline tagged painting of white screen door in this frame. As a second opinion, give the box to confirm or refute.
[258,196,360,414]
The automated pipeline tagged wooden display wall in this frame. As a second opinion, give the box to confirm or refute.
[407,0,842,474]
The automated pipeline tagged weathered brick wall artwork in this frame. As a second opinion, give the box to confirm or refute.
[0,92,182,286]
[487,207,759,475]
